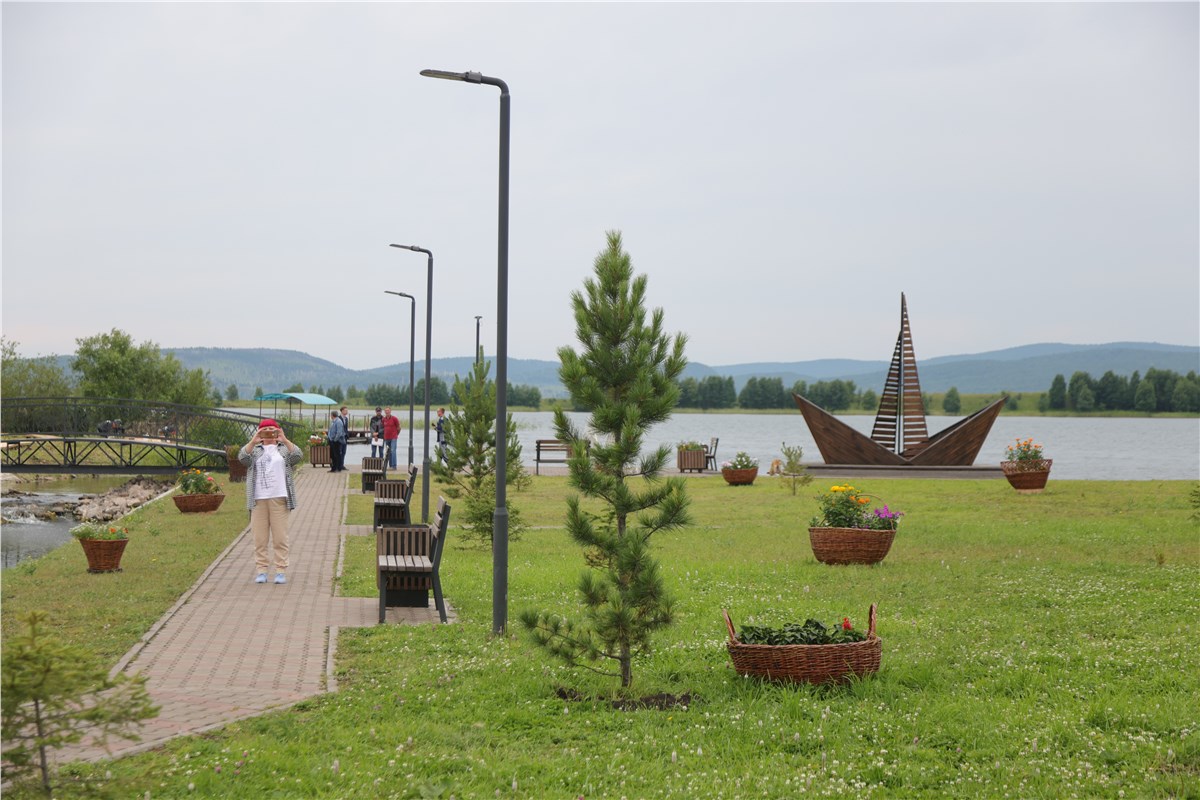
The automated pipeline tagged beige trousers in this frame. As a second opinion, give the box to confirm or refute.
[250,497,290,574]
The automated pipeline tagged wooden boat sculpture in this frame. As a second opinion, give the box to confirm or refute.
[795,294,1004,466]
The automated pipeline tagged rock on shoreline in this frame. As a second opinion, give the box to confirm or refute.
[75,477,175,522]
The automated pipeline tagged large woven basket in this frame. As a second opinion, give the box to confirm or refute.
[1000,459,1052,493]
[808,527,895,565]
[173,493,226,513]
[723,605,880,684]
[79,538,128,573]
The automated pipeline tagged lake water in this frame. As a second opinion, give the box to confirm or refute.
[350,412,1199,481]
[1,475,136,569]
[5,414,1195,569]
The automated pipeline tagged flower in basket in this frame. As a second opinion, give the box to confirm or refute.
[722,452,758,471]
[677,440,705,451]
[71,522,129,541]
[177,469,222,495]
[738,616,866,645]
[811,485,902,531]
[1004,437,1047,469]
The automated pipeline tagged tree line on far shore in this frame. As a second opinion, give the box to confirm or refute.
[670,369,1200,414]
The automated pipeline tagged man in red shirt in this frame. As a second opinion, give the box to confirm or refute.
[382,406,402,469]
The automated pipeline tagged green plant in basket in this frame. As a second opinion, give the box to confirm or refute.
[176,469,221,495]
[721,451,758,470]
[677,440,705,451]
[811,484,902,530]
[739,615,866,645]
[1005,437,1045,462]
[70,522,128,541]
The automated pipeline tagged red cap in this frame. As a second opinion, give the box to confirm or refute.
[259,419,279,429]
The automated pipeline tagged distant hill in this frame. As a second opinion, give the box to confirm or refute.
[50,342,1200,399]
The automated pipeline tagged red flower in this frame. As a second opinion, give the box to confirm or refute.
[842,617,852,630]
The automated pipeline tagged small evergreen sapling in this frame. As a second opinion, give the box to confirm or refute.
[777,441,813,496]
[1,612,158,795]
[429,357,526,546]
[520,231,690,689]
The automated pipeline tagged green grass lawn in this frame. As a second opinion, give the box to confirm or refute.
[4,476,1198,798]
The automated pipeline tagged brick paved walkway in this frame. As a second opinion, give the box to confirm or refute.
[59,465,452,763]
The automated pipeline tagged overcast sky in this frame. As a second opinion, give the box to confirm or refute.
[4,2,1197,372]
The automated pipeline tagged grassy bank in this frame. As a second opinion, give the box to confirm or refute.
[4,476,1198,798]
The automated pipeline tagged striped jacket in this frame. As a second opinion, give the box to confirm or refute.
[238,442,304,511]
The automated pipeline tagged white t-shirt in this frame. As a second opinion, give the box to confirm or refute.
[253,445,288,501]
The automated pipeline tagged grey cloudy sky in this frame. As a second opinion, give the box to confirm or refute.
[4,2,1197,372]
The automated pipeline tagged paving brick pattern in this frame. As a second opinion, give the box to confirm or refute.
[57,465,452,763]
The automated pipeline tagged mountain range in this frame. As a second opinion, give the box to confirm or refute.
[157,342,1199,399]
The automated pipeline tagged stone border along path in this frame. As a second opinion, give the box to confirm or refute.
[57,465,453,764]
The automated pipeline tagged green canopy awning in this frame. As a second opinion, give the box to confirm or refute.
[253,393,338,425]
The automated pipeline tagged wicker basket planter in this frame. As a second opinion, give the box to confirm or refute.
[1000,459,1052,494]
[79,538,128,573]
[808,526,895,565]
[722,467,758,486]
[723,605,881,684]
[677,448,706,473]
[173,493,226,513]
[226,446,247,483]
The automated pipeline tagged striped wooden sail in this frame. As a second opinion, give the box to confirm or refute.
[870,293,929,456]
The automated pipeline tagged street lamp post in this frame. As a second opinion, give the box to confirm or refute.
[420,67,510,635]
[389,244,434,524]
[475,315,482,363]
[384,290,417,469]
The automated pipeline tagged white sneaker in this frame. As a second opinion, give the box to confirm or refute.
[254,573,268,584]
[274,573,287,585]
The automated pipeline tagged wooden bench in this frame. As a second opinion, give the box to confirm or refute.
[361,457,387,492]
[372,478,410,530]
[535,439,590,474]
[377,496,451,623]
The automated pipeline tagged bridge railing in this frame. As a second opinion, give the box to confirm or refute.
[1,397,302,450]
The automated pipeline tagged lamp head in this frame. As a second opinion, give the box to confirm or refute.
[420,69,483,84]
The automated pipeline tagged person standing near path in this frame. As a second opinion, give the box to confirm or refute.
[327,410,347,472]
[369,406,385,458]
[238,419,303,585]
[434,407,447,464]
[339,406,351,464]
[382,406,401,469]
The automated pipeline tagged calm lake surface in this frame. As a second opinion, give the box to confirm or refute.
[352,413,1199,481]
[5,414,1195,569]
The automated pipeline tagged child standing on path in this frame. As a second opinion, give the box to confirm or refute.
[239,419,303,584]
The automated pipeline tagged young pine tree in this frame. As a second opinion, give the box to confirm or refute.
[519,231,690,689]
[430,357,526,546]
[2,612,158,795]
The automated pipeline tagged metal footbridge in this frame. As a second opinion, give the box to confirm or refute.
[1,397,302,475]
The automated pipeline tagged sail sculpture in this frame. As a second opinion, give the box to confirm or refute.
[795,293,1004,467]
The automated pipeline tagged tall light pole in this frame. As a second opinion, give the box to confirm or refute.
[475,315,483,363]
[384,290,417,469]
[421,67,510,634]
[389,244,434,524]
